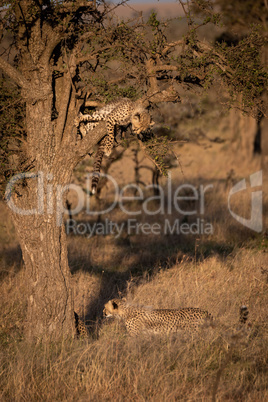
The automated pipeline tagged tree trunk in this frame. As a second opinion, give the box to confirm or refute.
[260,116,268,175]
[5,78,106,340]
[260,46,268,180]
[0,1,109,342]
[8,167,76,341]
[5,79,79,340]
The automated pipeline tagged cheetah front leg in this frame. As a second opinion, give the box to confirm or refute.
[74,113,103,138]
[103,118,116,157]
[74,112,102,129]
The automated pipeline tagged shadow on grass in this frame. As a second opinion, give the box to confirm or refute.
[67,213,260,332]
[66,173,265,332]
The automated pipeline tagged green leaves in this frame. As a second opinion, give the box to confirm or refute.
[147,11,167,55]
[148,12,160,31]
[141,136,176,177]
[216,25,268,117]
[87,78,138,103]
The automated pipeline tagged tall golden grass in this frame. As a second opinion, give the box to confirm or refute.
[0,224,267,400]
[0,104,267,400]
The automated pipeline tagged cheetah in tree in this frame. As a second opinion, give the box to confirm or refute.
[103,298,214,336]
[75,98,154,194]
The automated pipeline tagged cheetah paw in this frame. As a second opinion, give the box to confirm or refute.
[74,112,85,127]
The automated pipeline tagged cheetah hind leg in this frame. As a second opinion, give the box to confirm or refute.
[91,135,115,194]
[91,142,106,194]
[74,311,88,338]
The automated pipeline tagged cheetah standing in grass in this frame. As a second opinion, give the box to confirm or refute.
[103,298,214,336]
[103,299,250,336]
[75,98,154,194]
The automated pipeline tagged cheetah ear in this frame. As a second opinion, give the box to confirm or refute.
[112,300,119,310]
[133,112,141,122]
[122,297,126,302]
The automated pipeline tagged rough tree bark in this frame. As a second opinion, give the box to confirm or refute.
[5,82,106,340]
[0,1,107,340]
[5,77,106,340]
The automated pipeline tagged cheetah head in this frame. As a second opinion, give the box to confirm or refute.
[131,109,154,134]
[103,298,126,318]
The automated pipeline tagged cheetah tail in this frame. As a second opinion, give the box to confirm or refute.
[91,147,105,194]
[239,305,249,325]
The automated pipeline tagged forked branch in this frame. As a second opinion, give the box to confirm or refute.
[0,56,28,88]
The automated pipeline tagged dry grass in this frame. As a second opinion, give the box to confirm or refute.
[0,248,267,401]
[0,101,267,400]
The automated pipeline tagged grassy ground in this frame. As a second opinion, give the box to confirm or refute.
[0,102,267,400]
[0,246,267,400]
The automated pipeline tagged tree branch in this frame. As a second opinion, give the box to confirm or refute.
[41,27,62,65]
[195,43,235,77]
[145,58,180,103]
[74,121,107,161]
[0,56,28,88]
[85,100,104,108]
[60,1,94,11]
[153,64,178,72]
[55,53,76,143]
[55,77,72,143]
[146,86,181,104]
[163,40,184,55]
